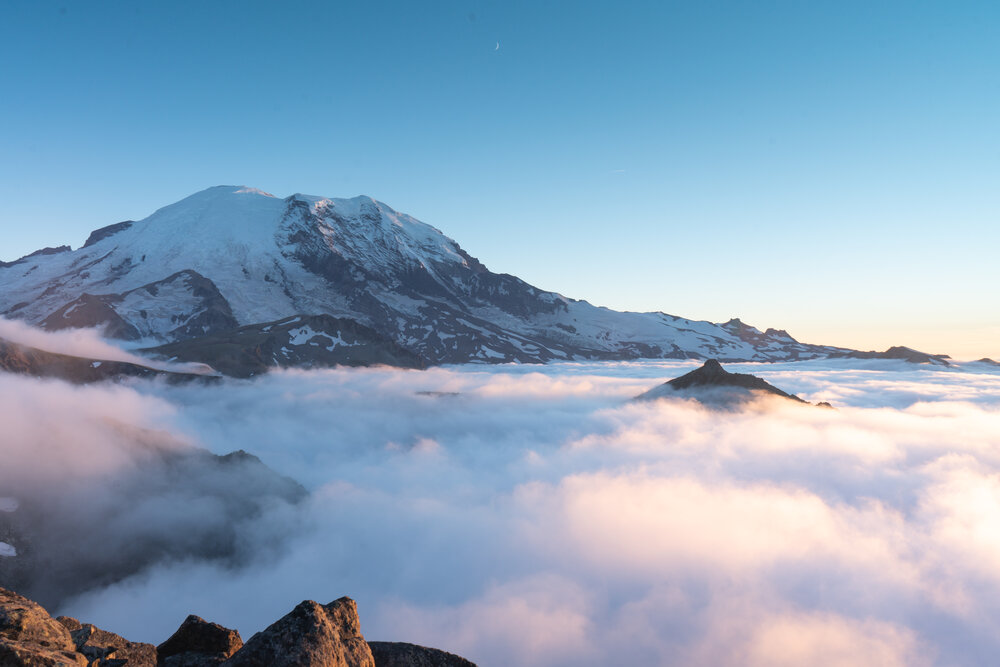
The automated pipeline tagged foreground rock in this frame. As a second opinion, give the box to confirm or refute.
[0,588,86,666]
[636,359,810,407]
[223,598,373,667]
[368,642,476,667]
[1,587,476,667]
[157,615,242,666]
[60,617,157,666]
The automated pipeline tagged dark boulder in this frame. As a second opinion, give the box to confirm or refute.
[0,337,214,385]
[0,587,87,666]
[55,617,82,633]
[157,615,242,666]
[368,641,476,667]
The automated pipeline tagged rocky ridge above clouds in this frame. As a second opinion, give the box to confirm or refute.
[636,358,834,408]
[0,587,475,667]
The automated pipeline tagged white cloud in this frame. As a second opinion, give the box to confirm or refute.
[3,359,1000,665]
[0,316,215,374]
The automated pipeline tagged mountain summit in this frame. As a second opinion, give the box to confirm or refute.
[636,359,810,406]
[0,186,854,373]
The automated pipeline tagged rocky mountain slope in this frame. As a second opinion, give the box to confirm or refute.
[0,587,476,666]
[0,186,874,373]
[144,314,426,378]
[829,345,951,366]
[0,336,216,384]
[636,359,831,408]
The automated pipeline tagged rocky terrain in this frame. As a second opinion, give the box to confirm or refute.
[144,314,426,378]
[828,345,951,366]
[636,359,829,407]
[0,337,216,384]
[0,185,910,377]
[0,586,475,666]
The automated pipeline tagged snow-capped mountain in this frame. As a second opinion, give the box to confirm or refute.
[0,185,849,371]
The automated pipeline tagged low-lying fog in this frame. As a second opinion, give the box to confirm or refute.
[4,345,1000,666]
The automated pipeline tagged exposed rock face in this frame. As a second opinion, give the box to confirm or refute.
[368,642,476,667]
[55,618,82,633]
[41,271,239,343]
[83,222,134,249]
[0,337,215,385]
[144,314,426,378]
[2,588,475,667]
[0,246,72,269]
[157,615,242,666]
[0,587,87,666]
[635,359,808,406]
[3,444,306,610]
[223,597,374,667]
[68,622,157,666]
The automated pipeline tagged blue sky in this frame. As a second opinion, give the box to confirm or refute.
[1,0,997,357]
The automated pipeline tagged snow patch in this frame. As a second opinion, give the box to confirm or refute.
[288,326,360,351]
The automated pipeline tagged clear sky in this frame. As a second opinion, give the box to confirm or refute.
[1,0,997,359]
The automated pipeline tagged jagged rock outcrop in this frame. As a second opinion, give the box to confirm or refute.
[368,642,476,667]
[222,598,374,667]
[0,588,87,666]
[1,588,475,667]
[157,615,242,666]
[636,359,809,406]
[64,619,157,666]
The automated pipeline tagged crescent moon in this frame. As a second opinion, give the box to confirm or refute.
[495,41,500,51]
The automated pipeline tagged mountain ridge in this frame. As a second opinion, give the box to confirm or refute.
[636,359,813,406]
[0,185,926,374]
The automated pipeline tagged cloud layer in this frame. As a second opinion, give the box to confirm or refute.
[2,357,1000,666]
[0,317,215,374]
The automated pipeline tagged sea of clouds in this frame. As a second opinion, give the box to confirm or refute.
[3,328,1000,666]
